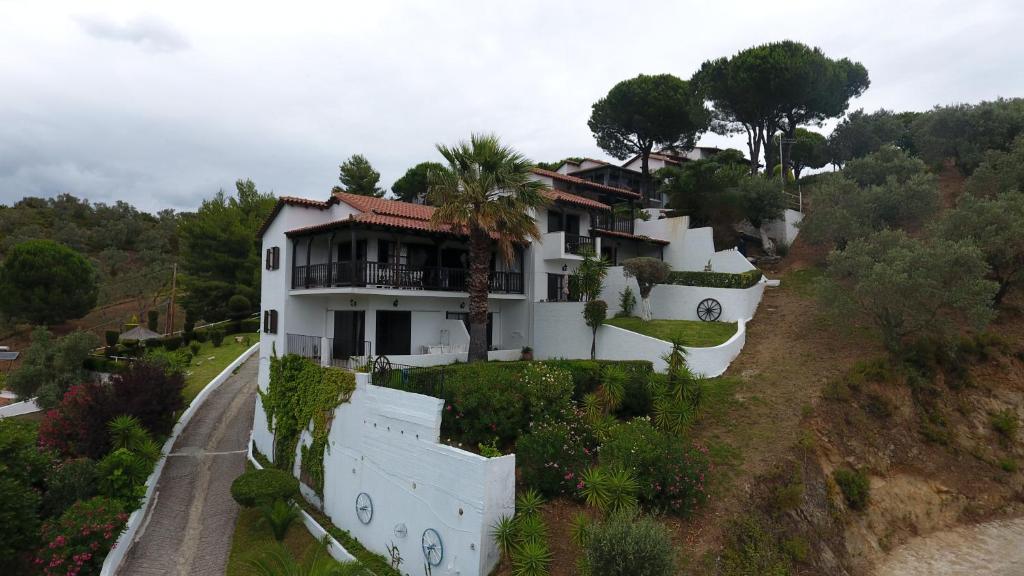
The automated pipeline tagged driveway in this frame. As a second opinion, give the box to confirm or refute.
[117,355,257,575]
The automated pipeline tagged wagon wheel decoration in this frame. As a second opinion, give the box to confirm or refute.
[421,528,443,567]
[355,492,373,524]
[372,355,393,386]
[696,298,722,322]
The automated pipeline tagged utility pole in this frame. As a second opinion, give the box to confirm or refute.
[167,263,177,335]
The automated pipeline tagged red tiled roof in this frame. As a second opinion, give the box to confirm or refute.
[530,168,641,199]
[333,192,436,221]
[592,228,670,245]
[257,195,337,237]
[543,189,610,211]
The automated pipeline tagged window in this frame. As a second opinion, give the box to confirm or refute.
[265,247,280,270]
[263,310,278,334]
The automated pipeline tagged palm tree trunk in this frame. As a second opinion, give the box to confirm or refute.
[467,226,491,362]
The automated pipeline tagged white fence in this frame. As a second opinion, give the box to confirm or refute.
[0,397,42,418]
[100,343,259,576]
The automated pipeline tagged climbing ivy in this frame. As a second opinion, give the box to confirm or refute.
[260,352,355,494]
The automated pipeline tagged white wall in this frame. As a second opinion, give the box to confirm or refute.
[647,281,765,323]
[532,302,748,377]
[318,375,515,576]
[708,249,757,273]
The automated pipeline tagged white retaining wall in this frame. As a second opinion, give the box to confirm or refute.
[648,281,765,323]
[0,397,42,418]
[255,372,516,576]
[532,302,747,377]
[101,343,260,576]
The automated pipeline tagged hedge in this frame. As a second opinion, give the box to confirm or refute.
[665,269,763,289]
[230,468,299,507]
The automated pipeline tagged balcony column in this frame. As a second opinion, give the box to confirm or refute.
[305,236,312,288]
[349,225,357,285]
[320,335,330,367]
[326,232,336,286]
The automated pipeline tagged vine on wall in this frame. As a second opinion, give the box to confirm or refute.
[260,352,355,495]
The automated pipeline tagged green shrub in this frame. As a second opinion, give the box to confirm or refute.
[617,286,637,317]
[516,418,596,497]
[228,294,252,320]
[578,466,638,514]
[162,335,182,351]
[189,341,201,356]
[833,467,870,511]
[36,497,128,576]
[582,513,675,576]
[719,516,791,576]
[600,418,710,515]
[211,329,226,347]
[230,468,299,508]
[42,458,98,518]
[441,365,524,447]
[239,317,260,332]
[193,329,208,343]
[521,363,575,424]
[666,269,763,289]
[147,309,159,332]
[260,498,299,541]
[97,448,154,505]
[104,330,119,348]
[991,409,1019,441]
[0,476,42,571]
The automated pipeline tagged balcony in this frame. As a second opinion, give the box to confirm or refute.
[591,213,636,235]
[542,231,601,261]
[291,260,524,294]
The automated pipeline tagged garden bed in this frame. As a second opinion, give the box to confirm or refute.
[182,333,258,401]
[605,317,737,347]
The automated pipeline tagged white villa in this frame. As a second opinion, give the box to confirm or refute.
[255,153,793,384]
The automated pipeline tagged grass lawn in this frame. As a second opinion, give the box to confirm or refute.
[605,317,737,347]
[226,505,321,576]
[182,333,258,402]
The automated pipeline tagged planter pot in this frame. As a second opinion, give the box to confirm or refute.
[521,351,534,361]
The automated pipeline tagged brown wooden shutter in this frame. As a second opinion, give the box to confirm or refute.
[269,310,278,334]
[272,247,280,269]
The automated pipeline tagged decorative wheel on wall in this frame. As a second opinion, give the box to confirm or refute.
[355,492,373,524]
[696,298,722,322]
[421,528,443,567]
[371,355,392,386]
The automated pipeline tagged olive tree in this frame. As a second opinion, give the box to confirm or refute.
[572,250,610,359]
[822,230,997,354]
[622,258,670,321]
[934,191,1024,304]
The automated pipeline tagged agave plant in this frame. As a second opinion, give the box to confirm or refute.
[599,365,627,410]
[516,488,546,517]
[108,415,151,452]
[569,512,592,548]
[603,467,639,514]
[579,467,610,511]
[515,513,548,545]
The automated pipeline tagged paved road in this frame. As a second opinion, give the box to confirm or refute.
[875,516,1024,576]
[117,356,257,576]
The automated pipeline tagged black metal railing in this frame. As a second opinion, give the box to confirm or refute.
[369,358,447,399]
[591,213,635,235]
[292,260,524,294]
[286,333,321,361]
[564,233,596,255]
[326,338,372,369]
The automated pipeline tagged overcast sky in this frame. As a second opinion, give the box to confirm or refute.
[1,0,1021,212]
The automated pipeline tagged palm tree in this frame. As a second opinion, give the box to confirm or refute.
[428,134,548,362]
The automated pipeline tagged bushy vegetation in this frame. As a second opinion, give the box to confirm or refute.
[231,468,300,508]
[579,513,676,576]
[7,327,99,409]
[666,269,763,289]
[36,497,129,576]
[517,418,598,497]
[833,467,870,511]
[0,239,98,325]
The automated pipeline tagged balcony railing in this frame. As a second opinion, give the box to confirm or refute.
[564,233,596,256]
[286,333,321,361]
[591,213,635,235]
[292,260,524,294]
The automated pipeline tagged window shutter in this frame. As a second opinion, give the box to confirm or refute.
[272,247,280,269]
[268,310,278,334]
[265,249,272,270]
[263,310,269,333]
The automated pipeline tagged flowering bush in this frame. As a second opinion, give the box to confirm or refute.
[109,361,185,437]
[516,415,598,497]
[520,363,575,424]
[441,366,524,447]
[38,383,114,459]
[36,497,128,576]
[600,418,710,516]
[42,458,98,519]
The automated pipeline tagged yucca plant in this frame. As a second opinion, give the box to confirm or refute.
[491,514,518,558]
[569,512,592,548]
[260,498,300,541]
[515,513,548,544]
[599,365,627,410]
[579,466,610,511]
[516,488,546,517]
[604,467,639,514]
[108,415,150,452]
[511,539,552,576]
[652,395,696,434]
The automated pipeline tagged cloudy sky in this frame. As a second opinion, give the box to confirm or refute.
[1,0,1021,212]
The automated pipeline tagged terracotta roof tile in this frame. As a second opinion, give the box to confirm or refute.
[592,228,670,245]
[333,192,435,221]
[530,167,641,199]
[542,189,610,211]
[257,195,337,237]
